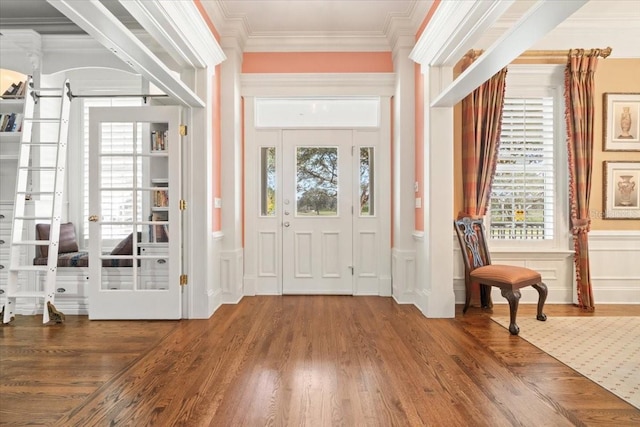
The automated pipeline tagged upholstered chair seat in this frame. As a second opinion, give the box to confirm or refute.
[471,265,541,288]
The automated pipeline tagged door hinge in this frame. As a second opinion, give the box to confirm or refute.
[180,274,188,286]
[179,199,187,211]
[179,125,187,136]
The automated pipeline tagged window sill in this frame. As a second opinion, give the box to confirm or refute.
[489,249,574,260]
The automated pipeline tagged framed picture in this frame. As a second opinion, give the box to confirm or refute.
[603,93,640,151]
[603,161,640,219]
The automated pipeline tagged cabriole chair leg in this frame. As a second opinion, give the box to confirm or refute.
[501,288,521,335]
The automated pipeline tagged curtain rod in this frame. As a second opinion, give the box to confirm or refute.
[3,82,170,104]
[37,93,170,103]
[465,47,613,61]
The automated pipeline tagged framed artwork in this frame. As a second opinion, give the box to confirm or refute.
[603,161,640,219]
[603,93,640,151]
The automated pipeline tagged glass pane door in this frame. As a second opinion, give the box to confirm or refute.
[88,107,181,319]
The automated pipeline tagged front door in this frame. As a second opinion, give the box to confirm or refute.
[282,130,353,294]
[88,106,182,319]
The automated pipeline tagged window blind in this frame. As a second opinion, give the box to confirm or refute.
[490,97,554,240]
[83,98,142,243]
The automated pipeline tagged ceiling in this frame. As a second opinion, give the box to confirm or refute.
[216,0,422,35]
[0,1,639,57]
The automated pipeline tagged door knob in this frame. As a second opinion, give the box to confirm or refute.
[89,215,99,222]
[283,221,290,227]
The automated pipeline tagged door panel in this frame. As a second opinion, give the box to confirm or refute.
[88,107,181,319]
[282,130,353,294]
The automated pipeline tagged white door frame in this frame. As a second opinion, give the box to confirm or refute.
[242,86,392,296]
[88,106,183,319]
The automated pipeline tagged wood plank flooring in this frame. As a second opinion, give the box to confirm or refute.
[1,297,639,426]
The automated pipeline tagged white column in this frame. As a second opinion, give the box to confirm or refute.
[391,44,417,304]
[415,65,455,318]
[220,41,244,303]
[187,66,218,318]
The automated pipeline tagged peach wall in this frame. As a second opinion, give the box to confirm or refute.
[193,0,220,40]
[242,52,393,73]
[194,0,222,231]
[452,58,640,230]
[416,0,441,40]
[592,58,640,230]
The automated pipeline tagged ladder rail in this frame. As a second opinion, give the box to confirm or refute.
[3,77,72,324]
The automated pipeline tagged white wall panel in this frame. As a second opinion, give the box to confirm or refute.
[294,232,313,278]
[258,231,277,276]
[358,231,377,277]
[589,231,640,303]
[321,231,340,278]
[452,231,639,306]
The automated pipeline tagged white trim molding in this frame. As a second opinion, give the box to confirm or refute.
[452,230,640,305]
[410,0,513,67]
[127,0,226,68]
[240,73,396,97]
[392,247,417,304]
[430,0,588,108]
[220,248,244,304]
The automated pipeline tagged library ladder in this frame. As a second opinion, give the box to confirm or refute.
[2,77,72,324]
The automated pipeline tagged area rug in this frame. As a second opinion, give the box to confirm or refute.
[491,316,640,409]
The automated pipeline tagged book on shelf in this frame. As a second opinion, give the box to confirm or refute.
[151,130,168,151]
[0,113,24,132]
[1,80,26,99]
[153,189,169,207]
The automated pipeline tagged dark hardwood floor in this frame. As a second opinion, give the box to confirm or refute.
[1,297,639,426]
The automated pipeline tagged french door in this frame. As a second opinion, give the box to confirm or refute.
[88,106,182,319]
[281,130,353,294]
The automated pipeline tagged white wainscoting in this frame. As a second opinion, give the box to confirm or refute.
[452,231,640,305]
[392,232,419,304]
[453,235,575,305]
[589,230,640,304]
[220,247,244,304]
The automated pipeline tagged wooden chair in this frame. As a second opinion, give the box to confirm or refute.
[454,217,548,335]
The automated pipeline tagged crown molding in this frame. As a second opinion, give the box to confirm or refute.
[386,0,430,55]
[410,0,514,67]
[202,0,248,52]
[204,0,426,53]
[119,0,225,68]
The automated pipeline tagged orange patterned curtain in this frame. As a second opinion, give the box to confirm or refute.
[459,52,508,307]
[564,48,608,311]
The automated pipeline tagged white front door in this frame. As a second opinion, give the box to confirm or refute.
[88,107,182,319]
[282,130,353,294]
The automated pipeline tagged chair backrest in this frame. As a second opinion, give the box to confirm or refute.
[453,217,492,273]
